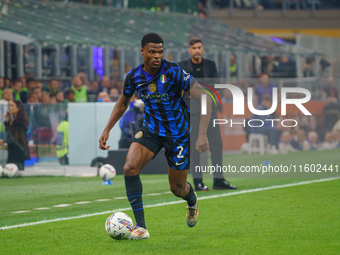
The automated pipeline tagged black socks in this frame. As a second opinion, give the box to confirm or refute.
[125,175,146,229]
[183,182,196,207]
[125,176,196,228]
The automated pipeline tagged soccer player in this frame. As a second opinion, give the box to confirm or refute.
[99,33,211,239]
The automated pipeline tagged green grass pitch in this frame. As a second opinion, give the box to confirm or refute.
[0,149,339,254]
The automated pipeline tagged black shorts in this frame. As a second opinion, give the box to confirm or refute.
[132,125,190,170]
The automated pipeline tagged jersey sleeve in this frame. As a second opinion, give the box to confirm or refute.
[172,62,197,92]
[123,71,136,98]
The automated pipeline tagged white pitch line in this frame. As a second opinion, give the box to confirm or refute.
[34,207,51,210]
[1,177,338,230]
[54,204,72,208]
[145,193,162,196]
[11,210,31,214]
[95,199,112,202]
[74,201,92,205]
[113,197,126,200]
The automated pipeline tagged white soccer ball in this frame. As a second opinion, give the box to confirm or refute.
[240,142,249,154]
[99,164,116,181]
[4,163,19,178]
[105,212,134,240]
[0,165,3,177]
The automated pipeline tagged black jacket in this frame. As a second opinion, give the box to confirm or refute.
[178,58,219,80]
[178,58,220,114]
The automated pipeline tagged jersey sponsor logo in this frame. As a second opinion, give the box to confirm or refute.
[141,93,169,101]
[135,131,143,139]
[148,83,157,93]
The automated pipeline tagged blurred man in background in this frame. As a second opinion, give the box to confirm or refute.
[179,38,236,191]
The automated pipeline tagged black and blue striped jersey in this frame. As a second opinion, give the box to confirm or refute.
[123,59,196,137]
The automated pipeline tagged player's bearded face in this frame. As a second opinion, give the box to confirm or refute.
[142,43,163,70]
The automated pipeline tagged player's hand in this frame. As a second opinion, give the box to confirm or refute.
[196,133,210,153]
[99,130,110,150]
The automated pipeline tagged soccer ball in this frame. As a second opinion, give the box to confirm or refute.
[3,163,19,178]
[240,142,249,154]
[0,165,3,177]
[105,212,134,240]
[99,164,116,181]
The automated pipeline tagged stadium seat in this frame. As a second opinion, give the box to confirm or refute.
[248,133,268,154]
[0,0,315,58]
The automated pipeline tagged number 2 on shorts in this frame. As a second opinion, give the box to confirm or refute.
[176,146,184,159]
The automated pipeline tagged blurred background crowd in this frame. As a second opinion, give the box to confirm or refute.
[0,0,339,168]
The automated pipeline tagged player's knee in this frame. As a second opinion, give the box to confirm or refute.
[123,163,139,176]
[170,184,186,198]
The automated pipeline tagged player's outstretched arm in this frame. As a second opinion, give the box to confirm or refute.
[99,94,132,150]
[189,82,212,153]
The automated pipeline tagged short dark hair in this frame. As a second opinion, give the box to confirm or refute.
[14,79,22,84]
[64,89,75,97]
[189,38,203,46]
[141,33,164,48]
